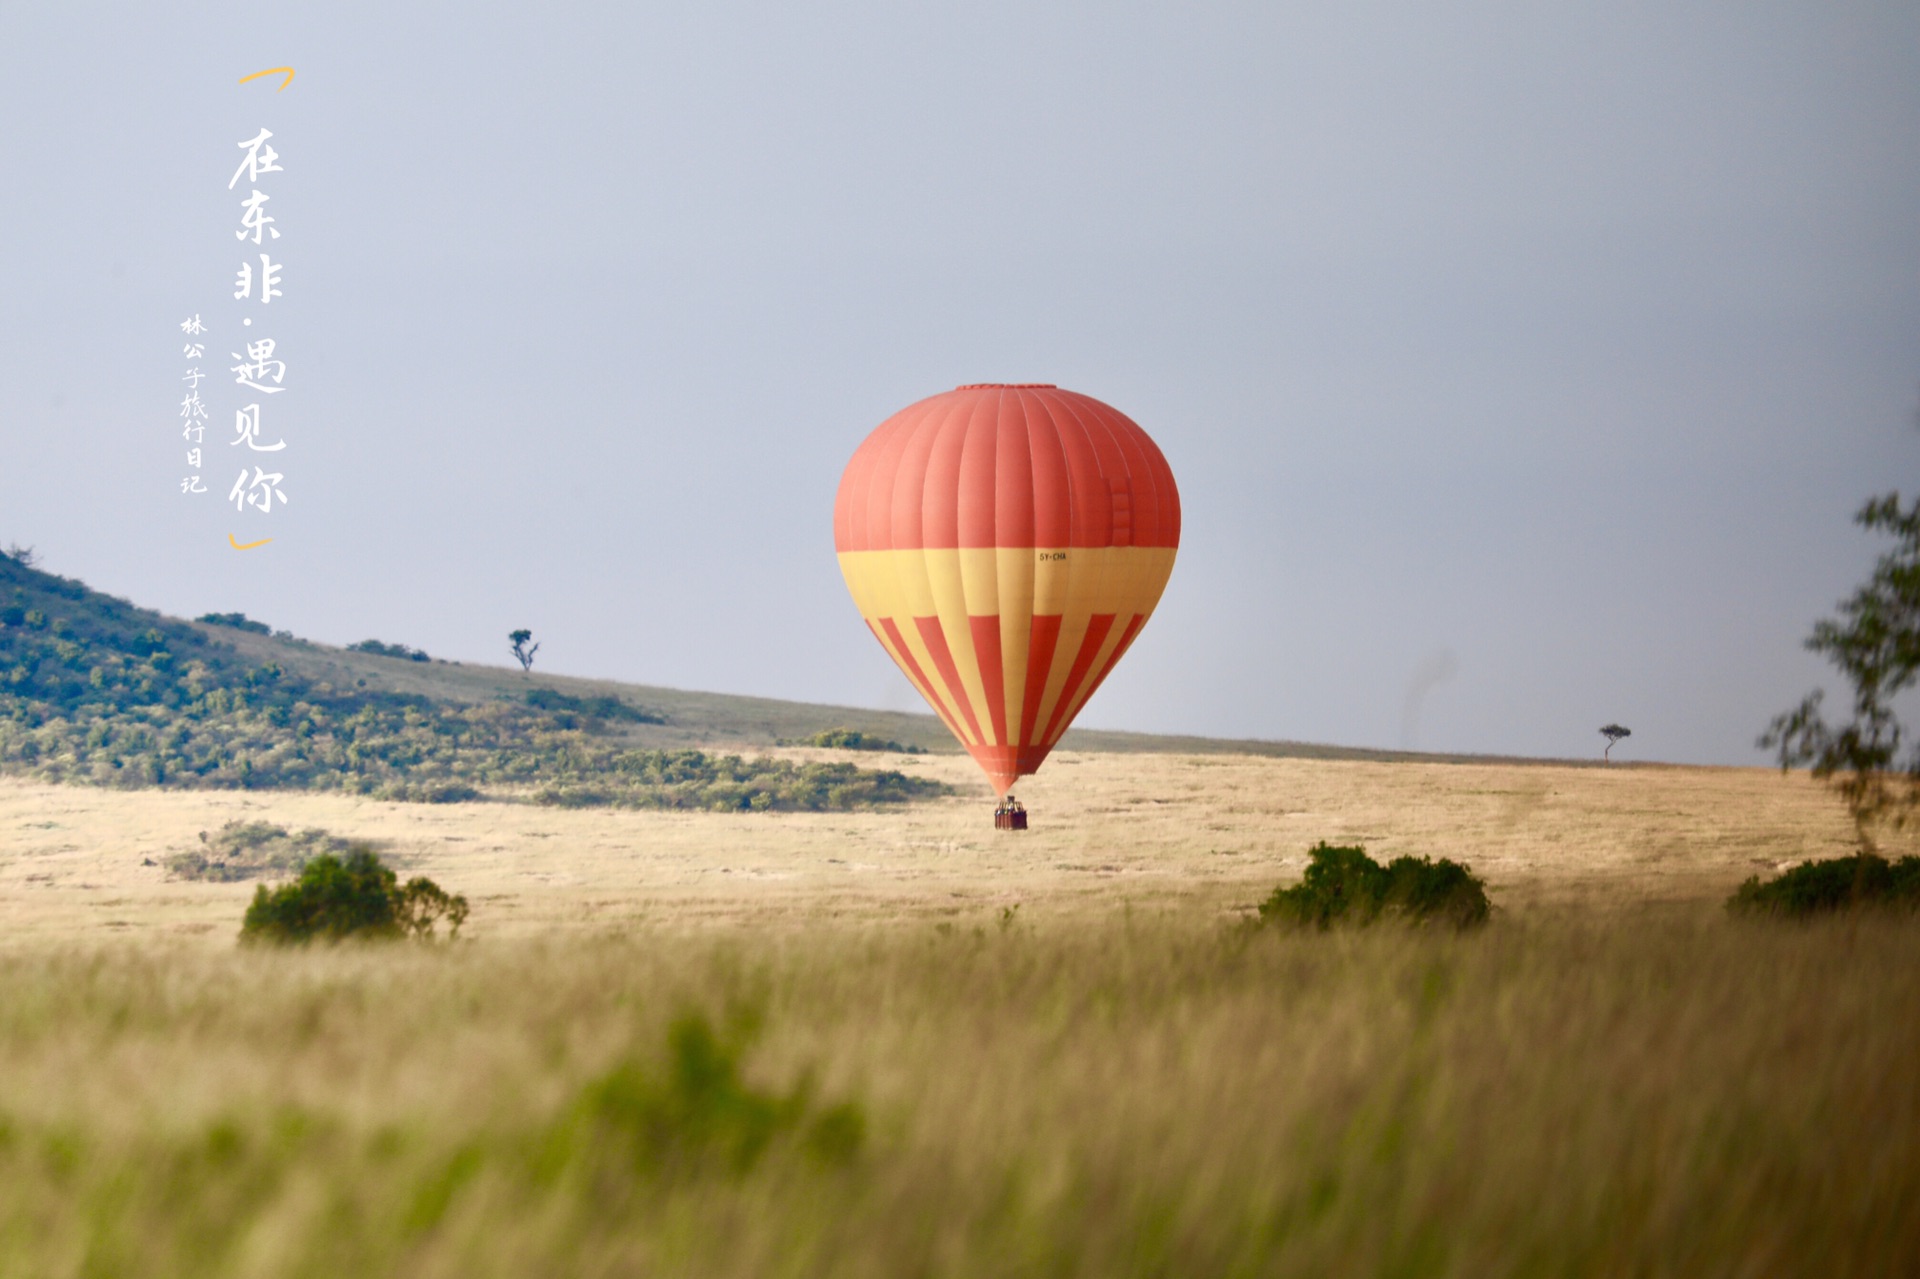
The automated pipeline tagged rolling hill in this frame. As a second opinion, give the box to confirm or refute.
[182,593,1528,765]
[0,548,1575,804]
[0,551,939,809]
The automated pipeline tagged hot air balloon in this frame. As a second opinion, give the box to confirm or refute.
[833,384,1181,823]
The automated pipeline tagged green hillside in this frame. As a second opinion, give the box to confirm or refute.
[0,552,940,811]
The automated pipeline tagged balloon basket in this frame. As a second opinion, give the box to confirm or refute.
[993,797,1028,831]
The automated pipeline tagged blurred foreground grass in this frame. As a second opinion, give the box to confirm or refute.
[1,906,1916,1277]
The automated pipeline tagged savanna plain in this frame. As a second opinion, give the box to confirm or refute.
[2,749,1916,1276]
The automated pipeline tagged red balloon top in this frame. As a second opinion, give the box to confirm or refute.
[833,384,1181,552]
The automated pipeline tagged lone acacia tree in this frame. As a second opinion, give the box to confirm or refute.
[1762,484,1920,851]
[1600,724,1631,761]
[509,628,540,672]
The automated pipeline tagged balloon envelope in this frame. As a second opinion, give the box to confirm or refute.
[834,384,1181,793]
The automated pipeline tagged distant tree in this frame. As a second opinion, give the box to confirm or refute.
[4,543,37,568]
[1600,724,1631,762]
[1762,487,1920,851]
[509,628,540,672]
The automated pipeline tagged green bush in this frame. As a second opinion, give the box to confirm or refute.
[348,638,430,662]
[1259,842,1490,929]
[523,688,666,725]
[529,750,942,812]
[1728,853,1920,918]
[239,847,468,944]
[197,612,271,634]
[786,727,925,754]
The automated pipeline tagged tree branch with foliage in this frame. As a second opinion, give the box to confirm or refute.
[1762,491,1920,850]
[509,628,540,672]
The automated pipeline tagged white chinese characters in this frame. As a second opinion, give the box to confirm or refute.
[228,129,283,189]
[235,188,278,244]
[181,120,298,515]
[177,314,208,490]
[232,405,286,452]
[227,467,289,513]
[233,255,284,304]
[230,338,286,393]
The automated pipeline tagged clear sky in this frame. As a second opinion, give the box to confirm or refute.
[2,1,1915,765]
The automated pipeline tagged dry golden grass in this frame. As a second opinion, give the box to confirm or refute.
[2,752,1917,1276]
[0,750,1887,944]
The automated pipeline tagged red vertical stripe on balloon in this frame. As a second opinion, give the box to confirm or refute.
[884,411,932,550]
[968,614,1008,746]
[1020,613,1062,747]
[1023,392,1071,547]
[1042,613,1116,746]
[915,616,985,746]
[874,618,953,733]
[1068,613,1148,723]
[956,392,1001,548]
[1102,412,1163,547]
[920,401,970,548]
[995,393,1035,548]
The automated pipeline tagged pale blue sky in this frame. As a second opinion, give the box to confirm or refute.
[2,1,1916,764]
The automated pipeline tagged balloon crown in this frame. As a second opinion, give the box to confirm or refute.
[955,383,1057,390]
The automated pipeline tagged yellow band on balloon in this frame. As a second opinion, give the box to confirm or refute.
[836,546,1176,761]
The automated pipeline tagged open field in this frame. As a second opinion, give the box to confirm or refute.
[0,750,1884,943]
[2,753,1918,1275]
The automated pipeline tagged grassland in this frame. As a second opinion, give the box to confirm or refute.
[1,898,1915,1276]
[0,748,1876,941]
[4,541,1917,1273]
[2,747,1917,1275]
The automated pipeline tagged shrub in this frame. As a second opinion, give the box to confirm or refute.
[370,782,484,804]
[422,783,482,804]
[393,875,472,940]
[533,786,615,808]
[348,639,430,662]
[529,751,942,812]
[1259,842,1490,929]
[197,612,271,634]
[523,688,666,726]
[785,726,924,753]
[239,846,468,944]
[1727,853,1920,918]
[166,820,367,882]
